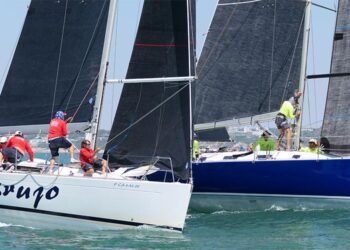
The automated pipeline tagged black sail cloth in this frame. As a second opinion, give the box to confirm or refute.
[321,0,350,154]
[193,0,306,124]
[0,0,109,126]
[104,0,195,180]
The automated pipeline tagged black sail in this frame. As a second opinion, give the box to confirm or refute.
[104,0,195,180]
[194,0,306,124]
[321,0,350,154]
[0,0,109,126]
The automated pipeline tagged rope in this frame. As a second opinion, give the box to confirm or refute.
[64,0,108,111]
[69,72,99,122]
[0,171,61,190]
[51,0,69,119]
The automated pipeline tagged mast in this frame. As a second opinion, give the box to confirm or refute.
[187,0,194,182]
[295,0,312,150]
[89,0,118,148]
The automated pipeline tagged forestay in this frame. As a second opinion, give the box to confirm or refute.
[193,0,306,125]
[0,0,109,130]
[104,0,196,180]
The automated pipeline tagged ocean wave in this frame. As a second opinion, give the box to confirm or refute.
[0,222,35,229]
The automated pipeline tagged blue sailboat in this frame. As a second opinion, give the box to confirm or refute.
[191,0,350,211]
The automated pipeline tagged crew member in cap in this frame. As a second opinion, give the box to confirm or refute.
[48,111,78,172]
[253,130,275,151]
[0,131,33,164]
[275,91,302,151]
[0,136,7,149]
[300,138,321,154]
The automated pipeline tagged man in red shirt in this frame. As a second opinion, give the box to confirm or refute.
[0,131,33,163]
[80,139,107,176]
[48,111,78,171]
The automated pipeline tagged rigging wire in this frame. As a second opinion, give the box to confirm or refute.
[64,0,108,111]
[105,83,189,149]
[280,6,305,104]
[70,72,99,122]
[51,0,69,119]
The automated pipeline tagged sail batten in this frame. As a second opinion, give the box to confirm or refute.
[193,0,306,125]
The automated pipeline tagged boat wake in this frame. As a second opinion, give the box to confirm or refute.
[0,222,35,229]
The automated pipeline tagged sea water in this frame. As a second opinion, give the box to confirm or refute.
[1,153,350,249]
[1,207,350,249]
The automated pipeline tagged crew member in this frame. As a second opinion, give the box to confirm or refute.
[0,131,33,163]
[300,138,320,154]
[275,91,302,151]
[48,111,78,171]
[80,139,107,176]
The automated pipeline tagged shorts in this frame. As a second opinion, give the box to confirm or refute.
[275,115,290,130]
[82,159,103,172]
[1,147,23,163]
[49,137,72,157]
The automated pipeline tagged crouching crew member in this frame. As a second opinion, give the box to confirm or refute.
[0,131,33,163]
[80,139,107,176]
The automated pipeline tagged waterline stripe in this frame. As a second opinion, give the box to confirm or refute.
[0,205,182,232]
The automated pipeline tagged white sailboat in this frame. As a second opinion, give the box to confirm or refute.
[0,0,195,231]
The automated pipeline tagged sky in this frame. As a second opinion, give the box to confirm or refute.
[0,0,339,130]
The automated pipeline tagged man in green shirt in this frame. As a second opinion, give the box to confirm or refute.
[275,91,302,151]
[192,133,200,160]
[300,138,321,154]
[253,130,275,151]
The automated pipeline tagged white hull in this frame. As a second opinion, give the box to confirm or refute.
[0,170,192,231]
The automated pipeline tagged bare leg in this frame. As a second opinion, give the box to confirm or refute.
[277,129,285,151]
[69,145,75,159]
[286,128,292,151]
[84,168,94,176]
[101,159,107,174]
[0,152,3,164]
[49,156,57,169]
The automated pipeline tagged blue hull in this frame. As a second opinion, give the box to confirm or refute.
[192,159,350,197]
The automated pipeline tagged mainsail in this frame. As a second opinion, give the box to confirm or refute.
[194,0,306,126]
[104,0,195,180]
[321,0,350,154]
[0,0,109,129]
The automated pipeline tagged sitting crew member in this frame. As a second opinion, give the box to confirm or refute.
[253,130,275,151]
[300,138,320,154]
[0,136,7,149]
[0,131,33,163]
[192,133,200,160]
[275,91,302,151]
[48,111,78,171]
[80,139,107,176]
